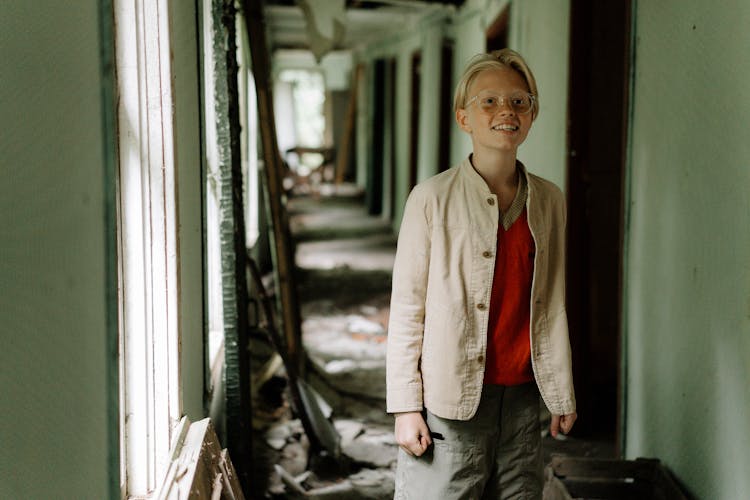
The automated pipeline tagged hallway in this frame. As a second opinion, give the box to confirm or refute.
[3,1,749,498]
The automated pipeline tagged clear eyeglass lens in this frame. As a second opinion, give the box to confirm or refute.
[475,93,533,114]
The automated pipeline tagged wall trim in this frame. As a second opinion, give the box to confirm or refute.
[97,0,120,497]
[619,0,639,460]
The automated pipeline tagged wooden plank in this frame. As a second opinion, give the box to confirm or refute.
[550,455,660,481]
[219,449,243,500]
[240,0,305,378]
[549,455,689,500]
[156,418,247,500]
[562,479,650,499]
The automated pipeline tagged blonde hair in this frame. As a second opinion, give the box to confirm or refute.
[453,48,539,120]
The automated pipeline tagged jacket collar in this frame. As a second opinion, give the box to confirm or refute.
[459,156,489,194]
[459,155,531,195]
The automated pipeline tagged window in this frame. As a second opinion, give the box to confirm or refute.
[115,0,181,495]
[114,0,260,494]
[277,69,327,175]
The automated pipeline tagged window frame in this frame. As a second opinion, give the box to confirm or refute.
[115,0,182,495]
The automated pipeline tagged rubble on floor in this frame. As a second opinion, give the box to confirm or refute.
[262,417,397,499]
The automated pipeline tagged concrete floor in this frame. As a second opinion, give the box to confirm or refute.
[255,184,615,499]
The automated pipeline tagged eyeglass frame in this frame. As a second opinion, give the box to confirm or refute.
[464,91,537,115]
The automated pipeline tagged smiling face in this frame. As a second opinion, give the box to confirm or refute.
[456,66,534,157]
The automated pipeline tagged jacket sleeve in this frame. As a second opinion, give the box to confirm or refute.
[386,188,431,413]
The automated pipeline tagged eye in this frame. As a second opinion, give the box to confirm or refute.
[480,96,498,106]
[511,96,527,106]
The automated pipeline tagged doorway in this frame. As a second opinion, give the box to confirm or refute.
[438,41,454,173]
[566,0,632,450]
[367,57,397,218]
[486,6,509,51]
[367,59,387,215]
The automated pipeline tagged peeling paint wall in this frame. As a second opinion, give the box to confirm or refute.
[0,2,114,498]
[624,2,750,498]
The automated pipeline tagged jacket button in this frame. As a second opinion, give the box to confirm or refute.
[482,251,492,258]
[477,355,484,363]
[487,198,495,206]
[477,303,486,310]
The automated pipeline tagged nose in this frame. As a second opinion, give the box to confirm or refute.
[496,96,516,115]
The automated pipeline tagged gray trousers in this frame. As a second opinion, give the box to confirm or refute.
[394,383,542,500]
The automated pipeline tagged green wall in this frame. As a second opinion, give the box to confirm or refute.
[416,22,447,184]
[624,2,750,498]
[510,0,570,191]
[0,1,116,498]
[449,2,490,167]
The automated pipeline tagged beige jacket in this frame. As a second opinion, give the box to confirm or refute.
[386,157,576,419]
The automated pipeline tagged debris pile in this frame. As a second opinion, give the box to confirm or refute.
[264,418,397,499]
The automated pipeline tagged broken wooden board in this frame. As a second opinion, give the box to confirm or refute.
[156,417,245,500]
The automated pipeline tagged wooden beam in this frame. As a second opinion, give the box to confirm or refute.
[240,0,343,470]
[335,64,362,185]
[240,0,305,377]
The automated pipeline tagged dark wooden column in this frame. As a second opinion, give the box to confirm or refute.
[566,0,632,449]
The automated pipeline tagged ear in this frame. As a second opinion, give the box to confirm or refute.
[456,108,472,133]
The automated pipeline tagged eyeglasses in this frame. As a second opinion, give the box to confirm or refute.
[465,91,536,115]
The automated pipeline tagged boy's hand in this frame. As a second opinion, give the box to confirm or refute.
[550,412,577,438]
[394,411,432,456]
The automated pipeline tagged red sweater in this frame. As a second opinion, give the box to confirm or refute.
[484,208,535,385]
